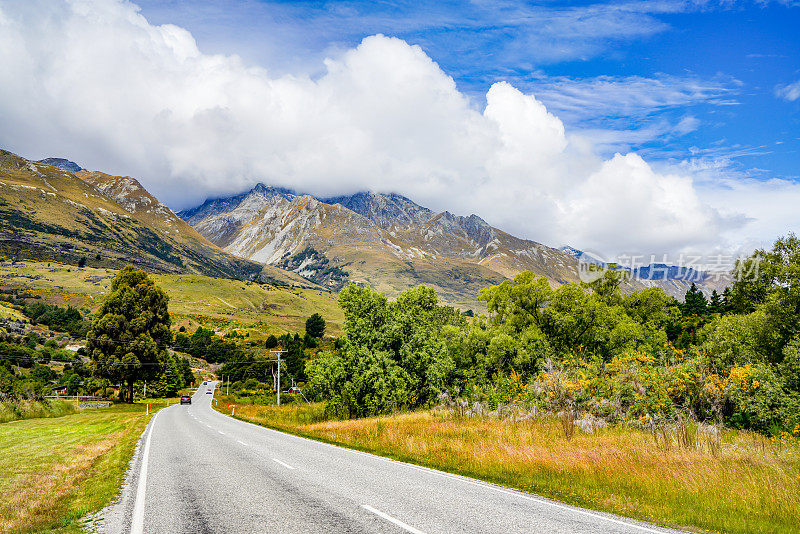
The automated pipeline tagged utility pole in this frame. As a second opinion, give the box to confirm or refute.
[269,350,287,406]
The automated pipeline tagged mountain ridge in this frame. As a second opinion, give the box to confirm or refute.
[0,150,319,288]
[178,183,586,307]
[180,182,722,307]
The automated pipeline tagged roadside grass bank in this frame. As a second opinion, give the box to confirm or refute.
[215,396,800,534]
[0,403,156,533]
[0,399,77,424]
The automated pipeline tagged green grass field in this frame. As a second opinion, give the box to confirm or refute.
[0,403,157,533]
[0,261,343,337]
[217,398,800,534]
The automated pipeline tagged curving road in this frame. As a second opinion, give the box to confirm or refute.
[98,381,682,534]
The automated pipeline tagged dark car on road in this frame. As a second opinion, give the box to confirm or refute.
[180,395,192,405]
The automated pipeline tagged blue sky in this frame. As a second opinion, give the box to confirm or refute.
[135,0,800,181]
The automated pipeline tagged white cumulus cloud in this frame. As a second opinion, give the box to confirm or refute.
[0,0,793,259]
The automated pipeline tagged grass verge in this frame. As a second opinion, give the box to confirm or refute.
[215,396,800,534]
[0,399,77,424]
[0,403,155,533]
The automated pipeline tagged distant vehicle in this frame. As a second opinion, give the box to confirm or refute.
[180,395,192,405]
[206,389,213,394]
[203,381,207,385]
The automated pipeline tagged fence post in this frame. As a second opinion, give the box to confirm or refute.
[146,404,149,416]
[231,405,235,416]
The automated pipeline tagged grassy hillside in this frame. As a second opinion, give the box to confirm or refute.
[0,149,301,283]
[0,261,343,337]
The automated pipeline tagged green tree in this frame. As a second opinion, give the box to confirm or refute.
[285,334,306,381]
[66,374,81,395]
[682,283,708,316]
[86,266,172,402]
[709,290,722,313]
[306,313,326,338]
[158,359,184,397]
[306,284,457,417]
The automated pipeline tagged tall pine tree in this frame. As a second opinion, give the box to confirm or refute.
[682,283,708,317]
[87,266,171,402]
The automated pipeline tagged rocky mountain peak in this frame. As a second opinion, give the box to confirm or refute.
[251,183,296,199]
[322,191,433,228]
[179,182,298,223]
[38,157,83,173]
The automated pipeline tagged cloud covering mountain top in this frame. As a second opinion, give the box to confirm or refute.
[0,0,794,258]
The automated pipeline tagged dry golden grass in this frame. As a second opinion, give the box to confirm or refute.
[0,404,153,533]
[224,401,800,534]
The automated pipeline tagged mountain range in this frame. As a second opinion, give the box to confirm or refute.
[0,148,718,309]
[179,183,713,308]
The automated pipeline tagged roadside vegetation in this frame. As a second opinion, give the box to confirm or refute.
[218,400,800,534]
[0,403,156,533]
[213,234,800,533]
[302,235,800,439]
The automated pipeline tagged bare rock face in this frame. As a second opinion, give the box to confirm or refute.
[38,157,83,173]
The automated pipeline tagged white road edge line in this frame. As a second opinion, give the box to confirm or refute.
[361,505,426,534]
[272,458,295,470]
[395,462,669,534]
[130,411,160,534]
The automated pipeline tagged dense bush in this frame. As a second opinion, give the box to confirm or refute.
[306,236,800,435]
[306,285,463,418]
[23,302,89,337]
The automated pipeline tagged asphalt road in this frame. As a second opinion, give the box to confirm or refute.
[100,381,683,534]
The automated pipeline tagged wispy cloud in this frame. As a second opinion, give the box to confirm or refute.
[775,80,800,101]
[500,73,742,156]
[520,73,740,123]
[135,0,682,76]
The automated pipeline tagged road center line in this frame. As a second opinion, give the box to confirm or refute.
[218,430,225,435]
[237,440,248,446]
[361,505,426,534]
[130,411,160,534]
[272,458,295,470]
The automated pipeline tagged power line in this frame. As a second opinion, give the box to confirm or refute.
[0,354,293,367]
